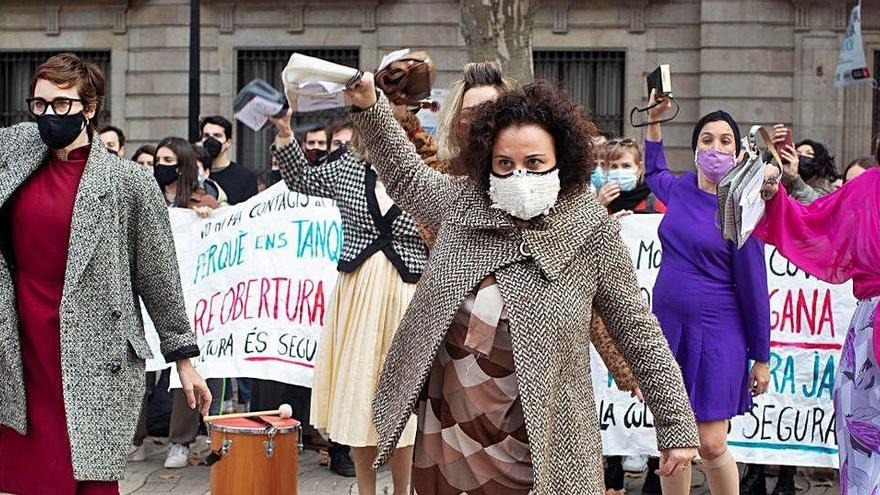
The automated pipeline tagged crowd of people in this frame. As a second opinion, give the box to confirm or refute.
[99,113,372,474]
[0,51,878,495]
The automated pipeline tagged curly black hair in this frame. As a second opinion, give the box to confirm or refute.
[456,80,598,195]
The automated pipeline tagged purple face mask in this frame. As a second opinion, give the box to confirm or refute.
[694,149,735,183]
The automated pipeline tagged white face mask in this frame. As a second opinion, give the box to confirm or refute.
[488,168,561,220]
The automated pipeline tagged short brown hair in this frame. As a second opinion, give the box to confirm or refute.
[604,140,644,175]
[30,53,106,119]
[458,80,598,195]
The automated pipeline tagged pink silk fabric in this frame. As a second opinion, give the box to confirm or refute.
[753,168,880,364]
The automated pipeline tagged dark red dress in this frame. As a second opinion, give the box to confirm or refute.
[0,145,118,495]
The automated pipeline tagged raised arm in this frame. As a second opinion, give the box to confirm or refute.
[346,73,465,227]
[643,90,681,204]
[393,104,454,247]
[589,216,699,455]
[643,140,679,205]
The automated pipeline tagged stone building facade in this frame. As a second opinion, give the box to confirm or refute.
[0,0,877,173]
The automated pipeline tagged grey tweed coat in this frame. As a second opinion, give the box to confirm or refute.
[351,95,700,494]
[0,123,199,481]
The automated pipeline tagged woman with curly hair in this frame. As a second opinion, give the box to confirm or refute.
[767,128,838,205]
[407,61,514,247]
[340,73,700,494]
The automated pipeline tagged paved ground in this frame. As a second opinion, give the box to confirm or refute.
[121,437,841,494]
[121,437,387,495]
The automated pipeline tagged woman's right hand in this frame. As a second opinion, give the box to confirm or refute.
[657,447,697,477]
[597,182,621,206]
[646,89,670,142]
[647,89,672,122]
[269,108,294,139]
[345,71,378,110]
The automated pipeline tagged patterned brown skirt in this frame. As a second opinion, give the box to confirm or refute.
[412,288,534,494]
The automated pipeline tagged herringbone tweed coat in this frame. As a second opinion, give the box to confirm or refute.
[352,95,700,494]
[0,123,199,480]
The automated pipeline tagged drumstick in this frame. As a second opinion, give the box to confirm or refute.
[203,403,293,423]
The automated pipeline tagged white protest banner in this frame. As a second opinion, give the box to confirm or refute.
[144,200,850,466]
[835,1,873,88]
[593,215,853,468]
[144,182,342,389]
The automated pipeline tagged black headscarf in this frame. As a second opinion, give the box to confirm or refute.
[691,110,741,156]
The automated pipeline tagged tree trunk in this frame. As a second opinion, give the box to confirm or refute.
[460,0,539,83]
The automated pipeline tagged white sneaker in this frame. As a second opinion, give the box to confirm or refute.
[222,400,235,413]
[623,454,648,473]
[128,444,148,462]
[164,443,190,469]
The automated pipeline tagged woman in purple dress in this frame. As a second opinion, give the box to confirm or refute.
[643,92,771,495]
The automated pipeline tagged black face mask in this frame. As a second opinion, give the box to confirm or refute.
[304,148,328,165]
[202,137,223,161]
[37,112,86,150]
[798,156,821,182]
[106,148,119,156]
[269,169,283,186]
[326,146,348,164]
[154,164,180,187]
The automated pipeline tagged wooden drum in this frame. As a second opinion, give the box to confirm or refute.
[208,416,301,495]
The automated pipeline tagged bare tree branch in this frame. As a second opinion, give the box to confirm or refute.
[460,0,538,82]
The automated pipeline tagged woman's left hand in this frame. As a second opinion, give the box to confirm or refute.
[656,447,697,477]
[750,361,770,396]
[177,359,212,415]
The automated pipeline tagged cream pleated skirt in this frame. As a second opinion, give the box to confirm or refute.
[310,251,418,447]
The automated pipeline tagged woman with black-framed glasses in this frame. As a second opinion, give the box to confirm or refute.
[26,95,84,116]
[0,53,211,495]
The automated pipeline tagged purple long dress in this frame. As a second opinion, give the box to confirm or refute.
[644,140,771,422]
